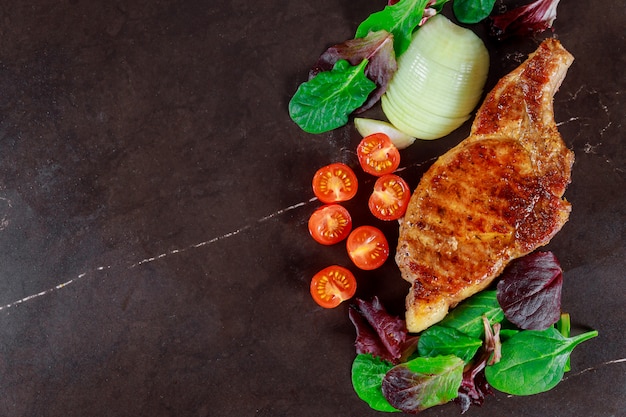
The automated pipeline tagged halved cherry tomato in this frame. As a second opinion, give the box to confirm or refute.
[368,174,411,221]
[357,133,400,176]
[312,163,359,203]
[346,225,389,270]
[310,265,357,308]
[308,204,352,245]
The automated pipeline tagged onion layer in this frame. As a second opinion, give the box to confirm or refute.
[382,14,489,140]
[354,118,416,150]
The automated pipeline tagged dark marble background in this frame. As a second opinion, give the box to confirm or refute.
[0,1,624,416]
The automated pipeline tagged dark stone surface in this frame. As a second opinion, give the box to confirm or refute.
[0,1,624,416]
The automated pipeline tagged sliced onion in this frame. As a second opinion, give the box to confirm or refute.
[354,117,416,149]
[382,14,489,140]
[382,94,469,140]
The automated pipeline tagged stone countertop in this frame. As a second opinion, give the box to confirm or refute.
[0,1,624,416]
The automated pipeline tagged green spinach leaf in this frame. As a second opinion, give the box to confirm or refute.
[438,290,504,339]
[418,325,482,363]
[288,59,375,134]
[351,354,398,412]
[355,0,449,56]
[382,355,464,413]
[453,0,497,24]
[485,327,598,395]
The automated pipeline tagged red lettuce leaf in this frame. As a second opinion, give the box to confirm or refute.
[489,0,561,40]
[496,251,563,330]
[382,355,465,413]
[349,297,413,364]
[309,30,397,113]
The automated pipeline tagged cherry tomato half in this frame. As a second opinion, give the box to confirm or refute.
[308,204,352,245]
[368,174,411,221]
[312,163,359,203]
[346,226,390,270]
[357,133,400,176]
[310,265,357,308]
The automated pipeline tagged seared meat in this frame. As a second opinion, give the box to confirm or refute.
[395,39,575,333]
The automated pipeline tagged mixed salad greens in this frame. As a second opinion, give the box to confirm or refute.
[349,252,597,413]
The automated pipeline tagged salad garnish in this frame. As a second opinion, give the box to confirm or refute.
[348,254,597,413]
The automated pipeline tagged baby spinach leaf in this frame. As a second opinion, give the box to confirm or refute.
[438,290,504,339]
[485,327,598,396]
[288,59,375,134]
[309,30,397,113]
[355,0,448,56]
[453,0,497,24]
[497,251,563,330]
[498,328,520,342]
[418,325,482,363]
[351,354,398,412]
[382,355,464,413]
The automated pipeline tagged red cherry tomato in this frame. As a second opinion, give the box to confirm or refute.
[312,163,359,203]
[308,204,352,245]
[310,265,357,308]
[357,133,400,176]
[368,174,411,221]
[346,226,390,270]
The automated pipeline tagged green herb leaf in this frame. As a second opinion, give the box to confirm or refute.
[382,355,464,413]
[438,290,504,339]
[485,327,598,396]
[498,328,520,342]
[453,0,497,24]
[418,325,482,363]
[288,59,376,134]
[351,354,398,412]
[355,0,449,56]
[555,313,572,372]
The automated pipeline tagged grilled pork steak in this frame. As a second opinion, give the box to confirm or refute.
[395,39,575,333]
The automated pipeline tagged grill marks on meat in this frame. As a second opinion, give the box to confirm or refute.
[395,39,574,333]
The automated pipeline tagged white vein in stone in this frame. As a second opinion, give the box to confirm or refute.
[0,198,316,311]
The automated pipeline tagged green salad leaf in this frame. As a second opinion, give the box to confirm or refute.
[351,354,398,412]
[556,313,572,371]
[438,290,504,339]
[355,0,448,56]
[453,0,497,24]
[288,59,375,134]
[418,325,482,363]
[485,327,598,396]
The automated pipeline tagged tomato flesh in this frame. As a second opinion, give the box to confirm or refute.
[312,163,358,203]
[308,204,352,245]
[368,174,411,221]
[346,226,390,270]
[357,133,401,176]
[310,265,357,308]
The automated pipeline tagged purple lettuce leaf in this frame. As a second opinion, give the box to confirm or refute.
[497,251,563,330]
[309,30,397,113]
[382,355,465,413]
[349,297,415,364]
[489,0,561,40]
